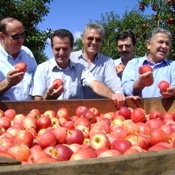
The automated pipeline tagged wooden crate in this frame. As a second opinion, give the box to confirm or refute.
[0,98,175,175]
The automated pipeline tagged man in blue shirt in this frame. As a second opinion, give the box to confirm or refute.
[0,17,37,100]
[70,22,124,100]
[122,27,175,98]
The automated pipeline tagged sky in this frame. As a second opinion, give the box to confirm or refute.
[38,0,145,58]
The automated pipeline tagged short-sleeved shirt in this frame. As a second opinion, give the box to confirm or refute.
[0,44,37,100]
[122,55,175,98]
[30,58,96,99]
[70,50,123,99]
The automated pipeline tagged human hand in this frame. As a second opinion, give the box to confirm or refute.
[139,71,153,87]
[44,83,64,100]
[160,85,175,98]
[6,69,25,87]
[111,93,126,109]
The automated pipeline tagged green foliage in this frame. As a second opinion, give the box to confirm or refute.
[0,0,53,63]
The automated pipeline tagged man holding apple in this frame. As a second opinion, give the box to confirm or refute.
[70,23,124,103]
[0,17,37,100]
[122,27,175,98]
[114,31,136,79]
[30,28,125,109]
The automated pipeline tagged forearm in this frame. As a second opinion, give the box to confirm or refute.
[133,80,145,95]
[89,80,114,99]
[0,79,12,95]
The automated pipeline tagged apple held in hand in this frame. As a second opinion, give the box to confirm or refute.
[14,62,27,72]
[52,78,63,89]
[158,80,172,98]
[116,63,125,73]
[139,65,153,74]
[158,80,170,92]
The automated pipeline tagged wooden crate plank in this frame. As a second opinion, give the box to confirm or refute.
[0,149,175,175]
[0,156,21,166]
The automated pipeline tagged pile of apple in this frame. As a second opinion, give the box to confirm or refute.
[0,105,175,165]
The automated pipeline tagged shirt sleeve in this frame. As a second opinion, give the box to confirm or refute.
[103,58,123,94]
[30,63,48,97]
[122,59,139,96]
[81,69,97,86]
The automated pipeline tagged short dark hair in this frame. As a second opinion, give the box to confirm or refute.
[116,31,136,46]
[51,29,74,49]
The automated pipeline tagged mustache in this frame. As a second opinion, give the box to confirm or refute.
[120,51,130,54]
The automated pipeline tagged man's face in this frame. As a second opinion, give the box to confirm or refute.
[1,20,25,57]
[147,33,170,62]
[117,37,135,60]
[82,28,103,55]
[52,36,72,69]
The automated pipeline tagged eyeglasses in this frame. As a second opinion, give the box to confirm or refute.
[4,32,25,40]
[86,37,102,43]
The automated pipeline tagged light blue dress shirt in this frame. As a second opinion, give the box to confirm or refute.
[114,58,122,66]
[70,50,123,99]
[30,58,96,99]
[122,55,175,98]
[0,45,37,100]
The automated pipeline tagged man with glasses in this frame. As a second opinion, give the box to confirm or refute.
[70,22,124,102]
[0,17,37,100]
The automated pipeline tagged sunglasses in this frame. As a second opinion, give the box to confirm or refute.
[86,37,102,43]
[4,32,25,40]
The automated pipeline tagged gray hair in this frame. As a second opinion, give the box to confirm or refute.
[147,27,172,42]
[82,22,105,37]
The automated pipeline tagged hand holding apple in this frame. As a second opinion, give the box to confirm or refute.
[43,79,64,100]
[158,80,173,98]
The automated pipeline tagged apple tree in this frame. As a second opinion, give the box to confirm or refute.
[0,0,53,63]
[138,0,175,59]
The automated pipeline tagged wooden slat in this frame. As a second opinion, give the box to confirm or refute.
[0,149,175,175]
[0,156,20,166]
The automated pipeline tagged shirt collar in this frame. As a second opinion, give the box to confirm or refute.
[50,58,76,70]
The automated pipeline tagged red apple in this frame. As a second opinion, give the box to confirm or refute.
[53,144,73,161]
[110,138,132,154]
[66,129,84,145]
[139,65,153,74]
[57,107,69,120]
[52,127,67,144]
[75,125,90,138]
[75,105,88,117]
[0,116,11,129]
[118,106,131,119]
[158,80,170,92]
[37,114,52,129]
[89,107,100,116]
[131,108,146,123]
[23,116,37,129]
[149,110,161,119]
[4,108,16,121]
[111,126,127,139]
[52,78,63,89]
[82,110,97,123]
[0,109,4,118]
[8,143,31,162]
[147,118,163,129]
[97,149,122,158]
[44,110,57,118]
[0,136,15,152]
[28,109,41,119]
[36,130,57,149]
[74,117,91,128]
[70,147,97,160]
[116,63,125,73]
[15,130,34,148]
[61,120,74,130]
[90,133,110,150]
[14,62,27,72]
[150,128,168,146]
